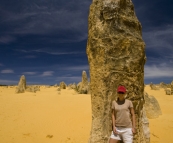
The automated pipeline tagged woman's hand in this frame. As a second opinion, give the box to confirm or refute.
[132,127,136,134]
[113,126,119,135]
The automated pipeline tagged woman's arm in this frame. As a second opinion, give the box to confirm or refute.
[130,107,136,134]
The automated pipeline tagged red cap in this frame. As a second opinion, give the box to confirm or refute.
[117,86,126,93]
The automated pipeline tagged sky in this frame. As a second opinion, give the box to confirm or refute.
[0,0,173,85]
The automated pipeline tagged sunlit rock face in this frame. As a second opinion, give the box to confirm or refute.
[15,75,26,93]
[87,0,149,142]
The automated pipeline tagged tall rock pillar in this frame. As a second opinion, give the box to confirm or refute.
[87,0,149,143]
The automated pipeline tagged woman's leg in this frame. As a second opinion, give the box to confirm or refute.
[109,131,121,143]
[109,138,120,143]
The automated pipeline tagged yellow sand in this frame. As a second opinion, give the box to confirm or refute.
[0,85,173,143]
[145,85,173,143]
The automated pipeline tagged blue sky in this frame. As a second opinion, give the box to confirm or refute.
[0,0,173,85]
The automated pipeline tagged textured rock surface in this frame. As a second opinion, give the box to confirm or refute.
[77,71,89,94]
[86,0,148,142]
[59,81,67,89]
[144,92,162,119]
[15,75,26,93]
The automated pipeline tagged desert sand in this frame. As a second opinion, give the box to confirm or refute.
[0,85,173,143]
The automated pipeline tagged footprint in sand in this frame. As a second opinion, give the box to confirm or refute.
[23,133,30,137]
[46,135,53,138]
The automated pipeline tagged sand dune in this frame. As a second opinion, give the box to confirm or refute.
[0,85,173,143]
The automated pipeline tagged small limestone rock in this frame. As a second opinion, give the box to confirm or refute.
[165,89,171,95]
[144,92,162,119]
[150,83,159,90]
[57,87,61,91]
[59,81,67,89]
[159,82,167,89]
[54,84,58,87]
[26,86,40,93]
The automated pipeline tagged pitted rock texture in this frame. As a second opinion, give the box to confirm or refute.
[15,75,26,93]
[77,71,89,94]
[144,92,162,119]
[87,0,148,142]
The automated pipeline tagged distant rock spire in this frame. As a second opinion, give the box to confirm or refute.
[15,75,26,93]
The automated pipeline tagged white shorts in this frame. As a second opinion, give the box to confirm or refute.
[110,127,133,143]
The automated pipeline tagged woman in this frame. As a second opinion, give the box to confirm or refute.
[109,85,136,143]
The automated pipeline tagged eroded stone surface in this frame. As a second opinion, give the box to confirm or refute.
[87,0,148,142]
[15,75,26,93]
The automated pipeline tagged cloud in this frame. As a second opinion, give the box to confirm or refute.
[0,36,16,44]
[32,49,85,55]
[1,69,14,74]
[62,65,89,71]
[41,71,54,77]
[15,48,86,55]
[0,63,3,66]
[22,72,37,75]
[0,79,18,85]
[143,25,173,50]
[23,55,37,59]
[144,64,173,79]
[0,0,91,42]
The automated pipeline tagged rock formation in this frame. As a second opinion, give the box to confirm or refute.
[25,85,40,93]
[59,81,67,89]
[171,81,173,95]
[144,92,162,119]
[15,75,26,93]
[150,83,159,90]
[165,89,171,95]
[87,0,148,142]
[57,87,61,94]
[68,83,77,90]
[77,71,89,94]
[159,82,167,89]
[54,84,58,87]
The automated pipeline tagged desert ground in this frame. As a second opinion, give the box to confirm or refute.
[0,85,173,143]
